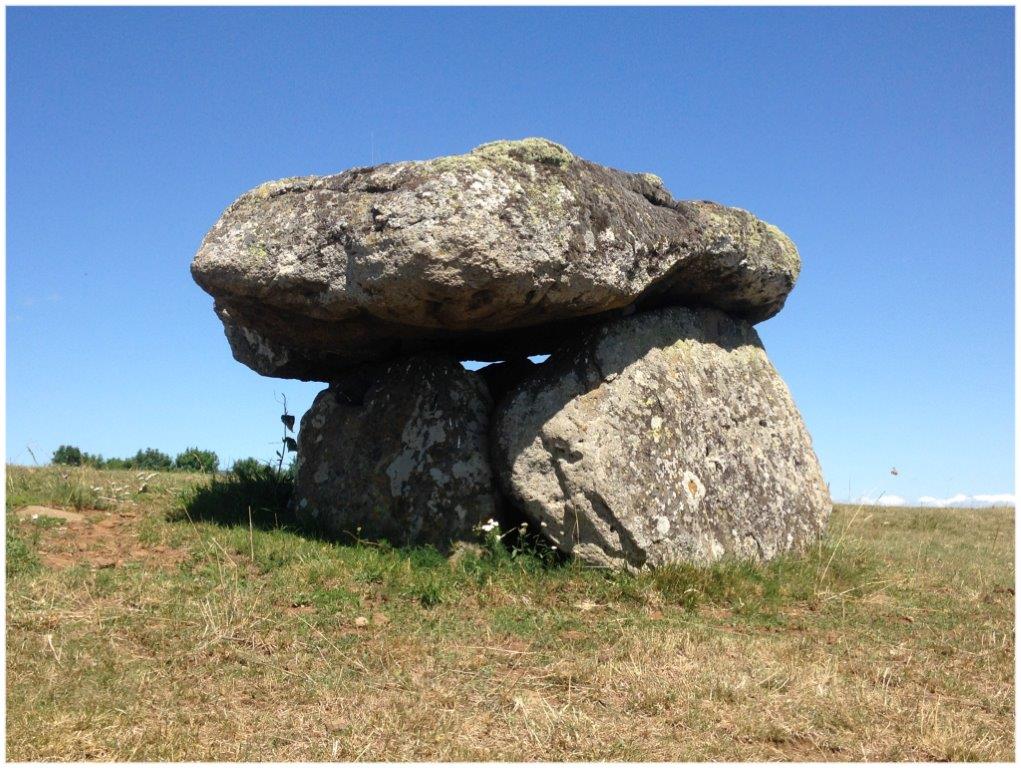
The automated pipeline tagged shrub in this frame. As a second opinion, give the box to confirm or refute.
[131,448,173,471]
[51,445,83,466]
[175,447,219,473]
[81,452,105,468]
[103,458,133,470]
[231,457,265,476]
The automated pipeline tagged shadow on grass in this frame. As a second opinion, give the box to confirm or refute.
[168,467,868,613]
[172,464,299,532]
[169,463,569,566]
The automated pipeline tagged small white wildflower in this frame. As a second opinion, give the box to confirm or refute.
[480,518,499,533]
[31,514,38,520]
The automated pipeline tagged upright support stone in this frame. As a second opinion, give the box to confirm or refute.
[294,355,498,550]
[492,307,831,569]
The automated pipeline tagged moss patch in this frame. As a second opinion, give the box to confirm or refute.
[425,138,574,179]
[472,137,574,168]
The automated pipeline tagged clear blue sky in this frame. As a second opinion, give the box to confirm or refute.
[7,7,1014,505]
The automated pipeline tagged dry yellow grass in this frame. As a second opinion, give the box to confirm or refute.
[5,465,1015,760]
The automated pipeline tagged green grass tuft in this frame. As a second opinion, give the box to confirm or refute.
[6,516,39,577]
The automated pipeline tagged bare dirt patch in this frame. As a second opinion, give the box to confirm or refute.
[18,509,189,570]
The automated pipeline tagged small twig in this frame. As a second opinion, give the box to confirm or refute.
[275,392,290,475]
[297,615,369,673]
[820,577,901,602]
[455,645,539,655]
[248,506,255,561]
[44,633,61,664]
[207,535,239,568]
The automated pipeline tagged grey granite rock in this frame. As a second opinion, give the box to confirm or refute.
[492,306,830,570]
[293,354,498,550]
[192,138,801,380]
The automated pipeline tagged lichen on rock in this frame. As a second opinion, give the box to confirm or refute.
[471,137,575,167]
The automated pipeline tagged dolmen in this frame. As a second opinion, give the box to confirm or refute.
[192,138,830,569]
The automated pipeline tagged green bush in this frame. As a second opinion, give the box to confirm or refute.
[131,448,173,471]
[231,457,265,476]
[50,445,224,472]
[232,456,296,479]
[81,452,105,468]
[51,445,83,466]
[175,447,219,473]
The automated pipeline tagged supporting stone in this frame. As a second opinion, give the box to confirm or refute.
[293,354,499,550]
[492,307,831,569]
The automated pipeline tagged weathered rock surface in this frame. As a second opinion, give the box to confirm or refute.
[492,306,830,569]
[293,355,498,550]
[192,138,801,380]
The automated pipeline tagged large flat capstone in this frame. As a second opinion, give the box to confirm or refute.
[192,138,801,380]
[492,306,831,570]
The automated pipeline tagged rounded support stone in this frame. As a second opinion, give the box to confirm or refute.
[492,306,831,570]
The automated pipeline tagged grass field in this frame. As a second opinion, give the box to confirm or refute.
[5,464,1015,761]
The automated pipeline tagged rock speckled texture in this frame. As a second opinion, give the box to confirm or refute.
[192,138,801,380]
[293,355,498,550]
[492,307,830,570]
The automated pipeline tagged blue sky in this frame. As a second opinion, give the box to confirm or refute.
[6,6,1014,505]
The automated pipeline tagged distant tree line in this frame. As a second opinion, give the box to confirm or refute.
[50,397,298,476]
[51,445,220,473]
